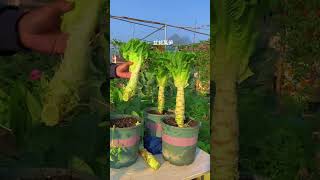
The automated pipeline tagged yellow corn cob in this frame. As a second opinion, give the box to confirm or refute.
[139,148,161,170]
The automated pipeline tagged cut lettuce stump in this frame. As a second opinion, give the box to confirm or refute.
[41,0,101,126]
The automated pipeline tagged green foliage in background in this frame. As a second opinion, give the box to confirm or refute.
[238,89,317,180]
[271,0,320,103]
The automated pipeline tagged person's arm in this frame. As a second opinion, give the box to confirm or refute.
[110,62,132,79]
[0,1,73,56]
[110,63,117,79]
[0,4,27,55]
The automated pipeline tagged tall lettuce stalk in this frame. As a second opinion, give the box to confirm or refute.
[150,51,169,114]
[41,0,101,126]
[157,74,167,114]
[118,39,151,101]
[165,52,195,127]
[212,0,260,179]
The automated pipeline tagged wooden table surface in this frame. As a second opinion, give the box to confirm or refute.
[111,148,210,180]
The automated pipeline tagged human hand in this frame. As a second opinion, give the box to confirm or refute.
[18,0,74,54]
[115,62,133,79]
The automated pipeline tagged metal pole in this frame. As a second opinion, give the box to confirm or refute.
[140,25,165,40]
[164,25,167,51]
[164,25,167,40]
[111,16,210,36]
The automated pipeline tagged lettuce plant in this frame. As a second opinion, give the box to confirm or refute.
[41,0,101,126]
[117,39,151,101]
[165,51,195,127]
[149,50,170,114]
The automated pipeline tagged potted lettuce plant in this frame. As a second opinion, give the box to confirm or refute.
[143,50,174,154]
[160,51,201,166]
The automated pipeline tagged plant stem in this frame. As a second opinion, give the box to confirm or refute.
[212,79,239,180]
[175,86,185,127]
[158,85,165,114]
[122,62,141,101]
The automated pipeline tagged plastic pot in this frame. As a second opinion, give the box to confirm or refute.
[144,107,174,138]
[110,114,142,169]
[143,107,174,154]
[161,116,200,166]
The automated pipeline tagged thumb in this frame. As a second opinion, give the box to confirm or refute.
[124,61,134,69]
[123,62,133,68]
[51,0,74,14]
[117,63,129,72]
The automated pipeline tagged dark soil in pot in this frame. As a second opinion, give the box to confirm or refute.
[163,117,198,127]
[110,117,138,128]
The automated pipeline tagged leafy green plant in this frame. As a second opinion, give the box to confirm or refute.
[164,51,196,127]
[211,0,264,178]
[41,0,102,126]
[149,50,170,114]
[117,39,151,101]
[3,81,43,147]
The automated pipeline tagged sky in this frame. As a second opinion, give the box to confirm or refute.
[110,0,210,44]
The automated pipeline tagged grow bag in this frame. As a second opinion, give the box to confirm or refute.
[144,107,174,137]
[0,168,100,180]
[143,107,174,154]
[110,114,142,169]
[161,117,200,166]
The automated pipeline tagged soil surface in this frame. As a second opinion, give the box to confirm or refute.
[164,117,198,127]
[110,117,139,128]
[148,110,174,115]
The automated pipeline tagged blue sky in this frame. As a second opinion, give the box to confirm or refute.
[110,0,210,43]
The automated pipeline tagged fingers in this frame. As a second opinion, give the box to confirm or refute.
[25,33,69,54]
[116,62,133,79]
[121,72,132,79]
[20,0,74,33]
[117,62,133,71]
[51,0,74,14]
